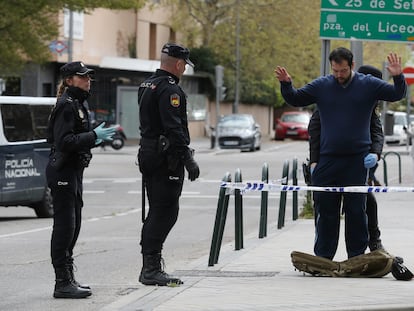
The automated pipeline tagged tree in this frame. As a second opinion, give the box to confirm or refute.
[0,0,145,76]
[165,0,409,107]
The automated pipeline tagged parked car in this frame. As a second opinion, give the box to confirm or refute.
[384,111,408,145]
[275,111,311,140]
[216,114,261,151]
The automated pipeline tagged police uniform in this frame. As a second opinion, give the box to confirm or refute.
[137,43,199,286]
[46,62,96,299]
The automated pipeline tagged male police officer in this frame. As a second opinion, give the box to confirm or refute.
[137,43,200,286]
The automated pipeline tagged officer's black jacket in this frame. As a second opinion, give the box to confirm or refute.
[308,109,384,164]
[138,69,190,154]
[47,86,96,167]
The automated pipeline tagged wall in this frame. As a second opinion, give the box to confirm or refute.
[205,101,274,139]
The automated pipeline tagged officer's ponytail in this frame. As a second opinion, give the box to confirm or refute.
[56,80,68,98]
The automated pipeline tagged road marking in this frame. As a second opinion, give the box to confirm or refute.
[0,226,52,238]
[0,209,139,239]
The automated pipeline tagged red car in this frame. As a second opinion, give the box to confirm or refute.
[275,111,311,140]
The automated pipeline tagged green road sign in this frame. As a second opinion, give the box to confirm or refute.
[320,0,414,43]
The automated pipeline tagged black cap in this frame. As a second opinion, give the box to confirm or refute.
[60,61,95,78]
[161,43,194,67]
[358,65,382,79]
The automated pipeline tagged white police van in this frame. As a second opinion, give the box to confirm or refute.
[0,96,55,217]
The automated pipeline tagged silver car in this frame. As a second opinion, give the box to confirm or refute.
[216,114,261,151]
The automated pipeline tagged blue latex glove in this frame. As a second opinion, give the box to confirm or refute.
[364,153,377,169]
[93,122,116,141]
[95,138,103,145]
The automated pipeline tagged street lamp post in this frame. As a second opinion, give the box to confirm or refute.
[233,0,240,114]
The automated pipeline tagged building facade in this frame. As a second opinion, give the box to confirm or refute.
[21,3,211,139]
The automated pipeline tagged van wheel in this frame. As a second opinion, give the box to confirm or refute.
[31,187,54,218]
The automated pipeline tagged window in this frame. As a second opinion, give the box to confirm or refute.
[1,104,53,142]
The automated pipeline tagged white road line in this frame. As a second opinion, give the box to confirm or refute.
[0,226,52,238]
[0,209,140,239]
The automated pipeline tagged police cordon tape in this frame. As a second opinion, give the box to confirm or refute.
[220,181,414,194]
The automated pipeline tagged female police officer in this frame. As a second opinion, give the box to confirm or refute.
[46,61,115,298]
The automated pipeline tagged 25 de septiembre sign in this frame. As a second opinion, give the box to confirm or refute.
[320,0,414,43]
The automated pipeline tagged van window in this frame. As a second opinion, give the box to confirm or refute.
[1,104,53,142]
[394,114,407,126]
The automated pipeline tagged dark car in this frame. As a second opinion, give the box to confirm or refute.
[216,114,261,151]
[275,111,311,140]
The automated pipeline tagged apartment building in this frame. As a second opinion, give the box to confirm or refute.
[20,3,210,139]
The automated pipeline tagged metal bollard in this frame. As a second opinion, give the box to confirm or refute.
[259,163,269,238]
[208,172,231,266]
[382,151,402,186]
[277,159,289,229]
[234,168,243,250]
[292,157,298,220]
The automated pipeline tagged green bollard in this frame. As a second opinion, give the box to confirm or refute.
[234,168,244,250]
[277,160,289,229]
[259,163,269,238]
[382,151,402,186]
[292,157,298,220]
[208,172,231,266]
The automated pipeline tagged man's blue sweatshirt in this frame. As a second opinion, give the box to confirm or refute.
[281,73,406,156]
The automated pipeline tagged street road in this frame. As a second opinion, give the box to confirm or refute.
[0,138,409,311]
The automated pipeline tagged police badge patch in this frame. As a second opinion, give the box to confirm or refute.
[170,94,180,107]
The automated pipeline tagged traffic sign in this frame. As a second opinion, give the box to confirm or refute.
[49,40,68,54]
[403,67,414,85]
[320,0,414,43]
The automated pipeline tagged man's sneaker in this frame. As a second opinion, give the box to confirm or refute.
[369,239,384,252]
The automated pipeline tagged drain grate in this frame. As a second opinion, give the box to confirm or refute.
[173,270,279,277]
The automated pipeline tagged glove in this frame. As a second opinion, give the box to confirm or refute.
[95,138,103,145]
[364,153,378,169]
[183,149,200,181]
[93,122,116,141]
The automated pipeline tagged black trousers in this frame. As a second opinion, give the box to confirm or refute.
[366,192,380,241]
[46,164,84,268]
[138,145,184,255]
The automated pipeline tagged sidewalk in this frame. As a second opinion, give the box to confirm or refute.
[101,139,414,311]
[101,189,414,311]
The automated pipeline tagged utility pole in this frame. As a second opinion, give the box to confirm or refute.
[68,9,74,62]
[215,65,224,149]
[233,0,240,114]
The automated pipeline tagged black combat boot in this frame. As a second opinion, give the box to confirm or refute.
[139,253,183,286]
[67,263,91,290]
[53,267,92,298]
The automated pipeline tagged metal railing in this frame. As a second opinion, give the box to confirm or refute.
[382,151,402,186]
